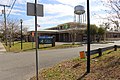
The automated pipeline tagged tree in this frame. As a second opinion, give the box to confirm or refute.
[0,19,19,40]
[67,22,86,45]
[90,25,98,35]
[99,22,110,41]
[0,32,3,41]
[101,0,120,31]
[0,18,28,45]
[85,24,98,42]
[97,27,105,42]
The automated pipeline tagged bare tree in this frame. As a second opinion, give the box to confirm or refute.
[99,22,110,41]
[0,18,28,46]
[0,19,19,38]
[68,23,77,45]
[67,22,86,45]
[101,0,120,31]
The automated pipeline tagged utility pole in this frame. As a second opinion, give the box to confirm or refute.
[0,4,10,46]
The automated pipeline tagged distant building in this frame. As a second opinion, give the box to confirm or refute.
[28,22,86,42]
[106,31,120,41]
[27,22,120,42]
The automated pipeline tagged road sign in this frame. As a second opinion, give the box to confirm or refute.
[27,1,44,80]
[27,2,44,17]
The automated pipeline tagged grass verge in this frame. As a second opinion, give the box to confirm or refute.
[3,42,81,52]
[30,49,120,80]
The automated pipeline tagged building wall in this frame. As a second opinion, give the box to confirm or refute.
[28,31,120,42]
[106,32,120,41]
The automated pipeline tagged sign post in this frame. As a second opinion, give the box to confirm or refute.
[27,2,44,80]
[34,1,38,79]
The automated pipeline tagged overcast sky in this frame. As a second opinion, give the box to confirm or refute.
[0,0,109,31]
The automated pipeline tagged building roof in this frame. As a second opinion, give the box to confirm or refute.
[107,31,120,34]
[47,22,87,30]
[28,30,59,33]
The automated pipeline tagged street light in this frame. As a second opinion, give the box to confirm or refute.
[87,0,90,73]
[20,19,23,49]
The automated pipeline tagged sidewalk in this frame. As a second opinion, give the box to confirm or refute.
[0,42,6,52]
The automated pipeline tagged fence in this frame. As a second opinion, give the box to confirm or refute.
[86,45,120,57]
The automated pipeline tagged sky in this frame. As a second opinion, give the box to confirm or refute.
[0,0,109,31]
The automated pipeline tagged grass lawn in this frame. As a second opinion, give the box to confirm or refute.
[3,41,81,52]
[3,41,35,52]
[30,49,120,80]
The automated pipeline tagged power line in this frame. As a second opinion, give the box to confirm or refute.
[5,0,13,13]
[7,0,16,17]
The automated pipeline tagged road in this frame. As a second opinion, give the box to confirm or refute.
[0,41,120,80]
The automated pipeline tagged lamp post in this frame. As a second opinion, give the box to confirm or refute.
[20,19,23,49]
[87,0,90,73]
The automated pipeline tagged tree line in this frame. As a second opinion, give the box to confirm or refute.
[85,24,106,42]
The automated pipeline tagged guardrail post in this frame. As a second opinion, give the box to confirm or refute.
[52,36,55,47]
[114,45,117,51]
[98,48,102,57]
[38,37,39,49]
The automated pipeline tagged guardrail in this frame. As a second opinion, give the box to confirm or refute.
[86,45,119,57]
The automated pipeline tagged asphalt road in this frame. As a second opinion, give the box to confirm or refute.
[0,41,119,80]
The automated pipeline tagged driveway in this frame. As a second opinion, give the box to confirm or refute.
[0,41,119,80]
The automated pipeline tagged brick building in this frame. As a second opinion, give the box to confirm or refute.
[27,22,120,42]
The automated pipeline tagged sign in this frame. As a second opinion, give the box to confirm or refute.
[38,36,55,48]
[32,32,34,37]
[38,36,53,44]
[27,2,44,80]
[27,2,44,16]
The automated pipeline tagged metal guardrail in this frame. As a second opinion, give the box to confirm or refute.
[86,45,119,57]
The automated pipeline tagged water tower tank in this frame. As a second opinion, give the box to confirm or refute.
[74,5,85,15]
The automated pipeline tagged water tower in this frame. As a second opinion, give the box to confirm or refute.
[74,5,85,23]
